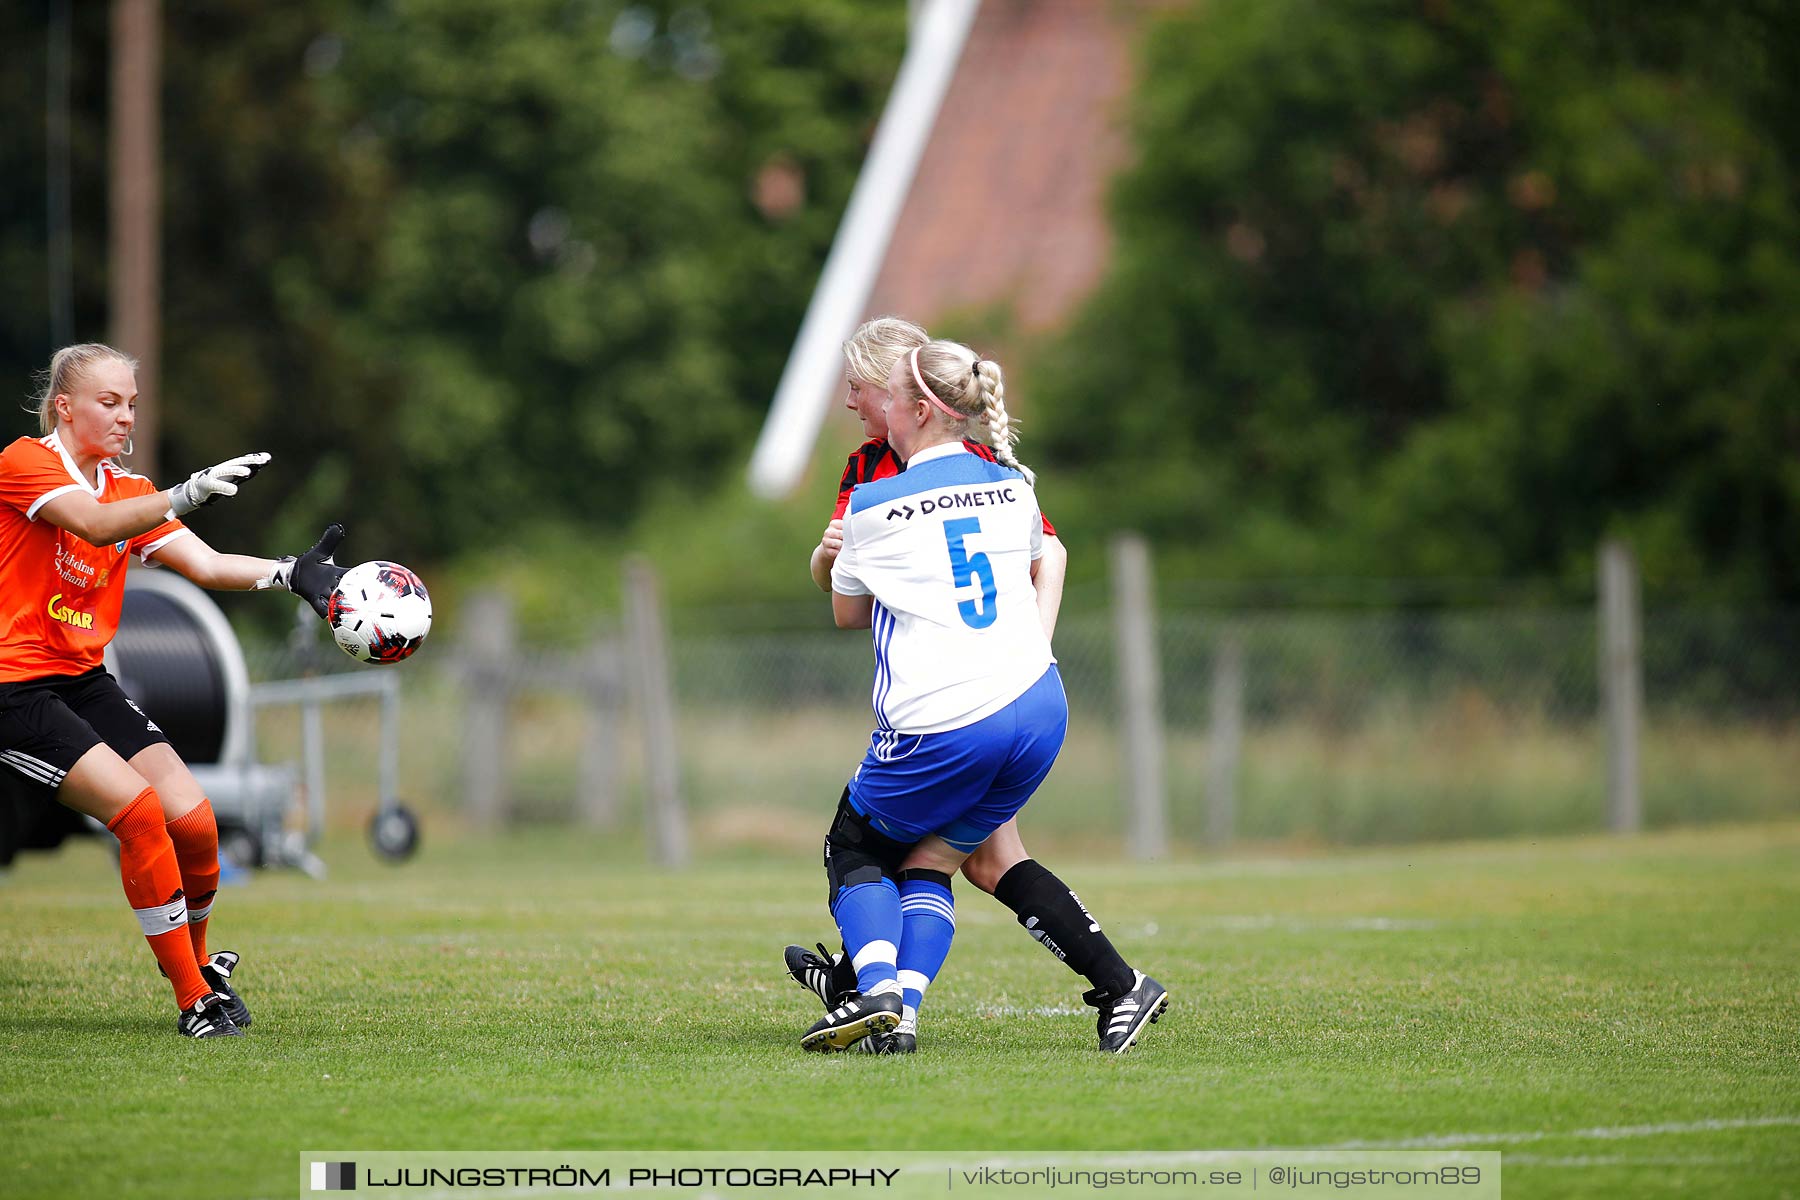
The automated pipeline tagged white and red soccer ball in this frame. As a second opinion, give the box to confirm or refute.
[327,561,433,664]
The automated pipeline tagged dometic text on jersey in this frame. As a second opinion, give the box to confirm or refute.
[882,486,1020,522]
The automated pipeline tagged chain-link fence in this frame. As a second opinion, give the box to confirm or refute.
[666,604,1796,850]
[240,590,1800,857]
[1149,606,1797,844]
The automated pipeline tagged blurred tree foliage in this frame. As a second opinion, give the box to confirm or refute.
[6,0,1795,614]
[1032,0,1800,601]
[0,0,902,569]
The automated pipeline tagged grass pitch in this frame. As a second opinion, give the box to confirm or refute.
[2,822,1797,1199]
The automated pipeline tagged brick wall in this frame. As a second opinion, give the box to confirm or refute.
[865,0,1160,336]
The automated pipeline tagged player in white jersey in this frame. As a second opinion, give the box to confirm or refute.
[801,339,1168,1055]
[786,317,1166,1055]
[836,447,1051,737]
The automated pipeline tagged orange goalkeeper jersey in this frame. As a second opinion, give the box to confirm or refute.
[0,434,189,682]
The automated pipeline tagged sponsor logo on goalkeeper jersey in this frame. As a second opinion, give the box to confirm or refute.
[53,542,101,588]
[46,593,95,629]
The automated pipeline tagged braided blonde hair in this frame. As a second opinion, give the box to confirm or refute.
[34,342,138,435]
[968,358,1033,484]
[896,339,1036,485]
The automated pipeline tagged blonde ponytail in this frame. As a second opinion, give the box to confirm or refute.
[970,358,1035,486]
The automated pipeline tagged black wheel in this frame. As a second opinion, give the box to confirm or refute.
[218,825,264,870]
[368,804,419,862]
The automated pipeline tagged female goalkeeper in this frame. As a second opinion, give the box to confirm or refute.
[0,343,345,1038]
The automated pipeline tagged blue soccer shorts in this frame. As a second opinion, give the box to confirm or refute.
[846,665,1067,852]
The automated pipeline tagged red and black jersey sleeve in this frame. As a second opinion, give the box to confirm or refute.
[831,439,902,521]
[960,439,1057,537]
[963,439,999,463]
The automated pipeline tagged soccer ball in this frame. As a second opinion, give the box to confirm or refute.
[327,561,432,664]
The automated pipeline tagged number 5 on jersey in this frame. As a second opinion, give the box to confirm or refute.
[942,517,997,629]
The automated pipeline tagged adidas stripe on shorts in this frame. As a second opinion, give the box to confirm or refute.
[0,667,172,793]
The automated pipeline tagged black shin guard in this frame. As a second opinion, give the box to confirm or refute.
[822,787,911,902]
[993,859,1135,995]
[822,787,912,996]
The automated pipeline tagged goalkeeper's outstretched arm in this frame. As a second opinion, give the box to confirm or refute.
[150,534,282,591]
[150,521,350,619]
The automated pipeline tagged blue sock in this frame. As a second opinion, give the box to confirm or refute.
[896,875,956,1032]
[831,878,901,994]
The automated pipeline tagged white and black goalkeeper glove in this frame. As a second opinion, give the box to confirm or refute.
[258,524,350,619]
[164,451,271,519]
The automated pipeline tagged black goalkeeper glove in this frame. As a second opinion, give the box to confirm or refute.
[256,524,349,619]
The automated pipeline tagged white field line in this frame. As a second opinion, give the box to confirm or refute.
[1503,1154,1741,1166]
[1196,915,1442,932]
[1323,1115,1800,1149]
[973,1004,1089,1018]
[937,1122,1800,1162]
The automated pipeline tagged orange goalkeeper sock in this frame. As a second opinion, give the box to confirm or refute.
[166,799,219,965]
[108,788,208,1009]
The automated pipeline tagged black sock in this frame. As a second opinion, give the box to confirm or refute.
[993,859,1135,996]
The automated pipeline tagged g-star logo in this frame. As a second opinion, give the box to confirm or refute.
[46,593,95,629]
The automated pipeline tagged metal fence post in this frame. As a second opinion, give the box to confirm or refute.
[1110,533,1167,860]
[1207,630,1244,847]
[1599,539,1642,833]
[378,671,401,826]
[300,695,325,843]
[460,591,514,830]
[624,558,689,867]
[578,634,623,829]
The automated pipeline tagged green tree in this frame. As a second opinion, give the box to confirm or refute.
[1033,0,1800,600]
[0,1,113,403]
[2,0,905,572]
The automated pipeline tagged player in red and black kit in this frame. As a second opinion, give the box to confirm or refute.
[784,318,1167,1054]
